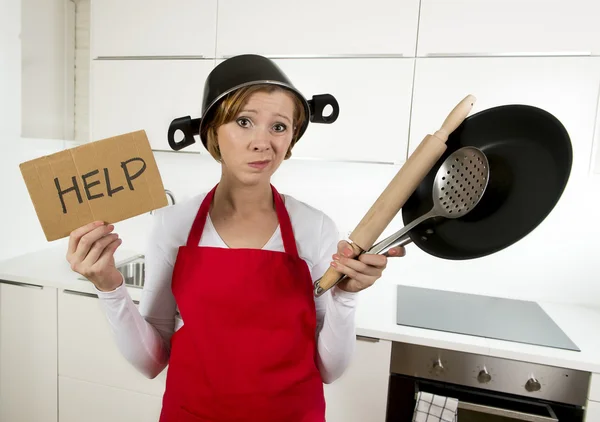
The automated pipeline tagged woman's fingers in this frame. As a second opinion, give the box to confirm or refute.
[386,246,406,257]
[69,224,115,266]
[82,232,120,268]
[332,253,381,282]
[96,236,122,268]
[332,242,408,293]
[67,221,104,256]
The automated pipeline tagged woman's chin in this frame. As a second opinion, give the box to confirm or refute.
[236,170,273,186]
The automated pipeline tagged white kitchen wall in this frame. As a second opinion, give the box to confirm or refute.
[2,0,600,309]
[20,0,74,140]
[1,0,21,141]
[0,0,71,261]
[74,0,89,142]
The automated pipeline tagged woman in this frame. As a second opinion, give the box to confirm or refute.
[66,55,405,422]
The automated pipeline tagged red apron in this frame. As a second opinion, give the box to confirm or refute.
[159,184,326,422]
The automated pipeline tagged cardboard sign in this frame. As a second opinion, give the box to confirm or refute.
[19,130,169,241]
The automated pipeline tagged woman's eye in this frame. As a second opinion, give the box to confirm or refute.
[273,123,287,133]
[236,117,251,128]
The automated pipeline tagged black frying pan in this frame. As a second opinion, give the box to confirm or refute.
[401,104,572,260]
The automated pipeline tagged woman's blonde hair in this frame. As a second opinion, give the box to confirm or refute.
[200,84,307,161]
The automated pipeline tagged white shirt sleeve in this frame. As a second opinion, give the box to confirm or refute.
[311,214,359,384]
[95,209,178,379]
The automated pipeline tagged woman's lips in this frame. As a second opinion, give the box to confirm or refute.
[248,160,271,169]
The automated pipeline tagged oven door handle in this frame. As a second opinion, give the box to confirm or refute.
[458,400,558,422]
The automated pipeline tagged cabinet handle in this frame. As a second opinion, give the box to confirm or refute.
[62,289,139,305]
[356,335,380,343]
[220,53,405,59]
[0,279,43,289]
[424,51,591,57]
[95,55,206,60]
[63,289,98,299]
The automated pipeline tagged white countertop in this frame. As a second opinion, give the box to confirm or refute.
[2,245,600,375]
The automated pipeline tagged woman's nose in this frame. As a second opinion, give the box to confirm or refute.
[250,128,272,150]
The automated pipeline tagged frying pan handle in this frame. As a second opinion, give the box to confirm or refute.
[367,209,435,255]
[434,94,476,143]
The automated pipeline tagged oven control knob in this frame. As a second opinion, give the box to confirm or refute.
[477,369,492,384]
[525,377,541,392]
[432,359,445,375]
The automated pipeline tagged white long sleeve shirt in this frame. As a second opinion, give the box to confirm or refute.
[95,192,358,384]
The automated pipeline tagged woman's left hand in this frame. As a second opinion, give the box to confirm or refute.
[331,240,405,293]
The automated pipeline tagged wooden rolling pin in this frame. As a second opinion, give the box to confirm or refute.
[313,94,477,296]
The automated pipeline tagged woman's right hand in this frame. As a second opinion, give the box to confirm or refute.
[66,221,124,292]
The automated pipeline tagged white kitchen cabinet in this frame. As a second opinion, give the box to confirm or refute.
[593,94,600,175]
[417,0,600,57]
[0,281,57,422]
[57,289,167,397]
[91,0,218,58]
[59,376,163,422]
[588,373,600,402]
[585,400,600,421]
[90,59,214,153]
[265,58,414,164]
[408,57,600,177]
[323,336,392,422]
[216,0,419,58]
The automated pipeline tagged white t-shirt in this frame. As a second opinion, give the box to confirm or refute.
[95,191,358,384]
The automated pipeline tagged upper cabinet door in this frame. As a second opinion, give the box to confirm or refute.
[264,58,414,164]
[417,0,600,56]
[408,57,600,177]
[594,94,600,175]
[91,59,214,153]
[91,0,218,58]
[216,0,420,58]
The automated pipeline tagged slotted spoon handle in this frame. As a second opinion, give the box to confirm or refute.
[368,208,437,255]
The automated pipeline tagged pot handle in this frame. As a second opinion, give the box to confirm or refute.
[168,116,201,151]
[308,94,340,124]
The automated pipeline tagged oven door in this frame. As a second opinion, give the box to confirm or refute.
[386,375,584,422]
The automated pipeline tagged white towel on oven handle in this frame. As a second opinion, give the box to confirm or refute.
[412,391,458,422]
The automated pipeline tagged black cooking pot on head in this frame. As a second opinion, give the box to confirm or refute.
[167,54,340,151]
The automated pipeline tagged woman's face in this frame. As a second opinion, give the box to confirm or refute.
[217,90,296,186]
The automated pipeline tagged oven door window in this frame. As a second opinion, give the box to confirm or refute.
[457,401,557,422]
[386,375,584,422]
[416,378,563,422]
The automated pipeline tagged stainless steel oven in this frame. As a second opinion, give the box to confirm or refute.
[385,342,588,421]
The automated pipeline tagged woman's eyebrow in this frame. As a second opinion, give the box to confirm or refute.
[275,113,292,124]
[240,109,291,124]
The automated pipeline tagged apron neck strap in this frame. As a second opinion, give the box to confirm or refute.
[186,184,217,247]
[186,184,300,258]
[270,184,299,258]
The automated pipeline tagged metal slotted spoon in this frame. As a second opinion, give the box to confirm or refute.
[368,146,490,256]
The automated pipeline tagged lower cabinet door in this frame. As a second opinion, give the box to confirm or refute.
[59,376,163,422]
[585,400,600,421]
[58,289,167,396]
[0,282,58,422]
[323,336,392,422]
